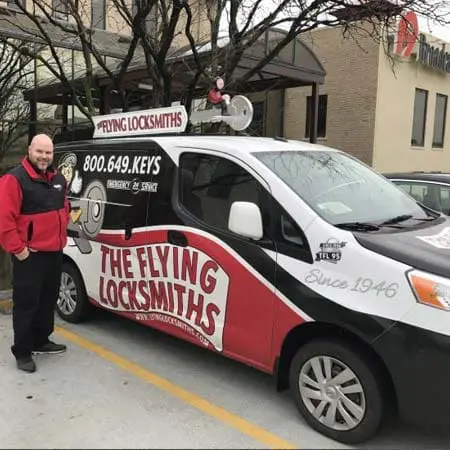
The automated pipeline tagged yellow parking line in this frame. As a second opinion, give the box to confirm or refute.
[55,325,298,449]
[0,299,12,307]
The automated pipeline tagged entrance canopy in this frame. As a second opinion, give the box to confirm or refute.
[22,27,326,109]
[0,5,136,59]
[9,18,326,141]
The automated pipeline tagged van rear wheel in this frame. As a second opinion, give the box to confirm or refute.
[289,339,384,444]
[56,262,90,323]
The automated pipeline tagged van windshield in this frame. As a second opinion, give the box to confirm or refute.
[253,150,437,228]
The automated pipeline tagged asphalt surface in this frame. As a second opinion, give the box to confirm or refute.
[1,300,450,449]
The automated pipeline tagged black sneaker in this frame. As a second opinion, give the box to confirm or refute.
[17,356,36,373]
[32,341,67,355]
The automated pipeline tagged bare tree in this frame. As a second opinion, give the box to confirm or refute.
[0,39,34,163]
[1,0,449,123]
[114,0,450,113]
[3,0,143,121]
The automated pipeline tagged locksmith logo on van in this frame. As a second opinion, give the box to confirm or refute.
[315,239,347,263]
[96,243,230,351]
[82,154,162,176]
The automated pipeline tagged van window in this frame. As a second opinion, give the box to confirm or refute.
[254,150,436,226]
[280,214,305,246]
[179,153,271,238]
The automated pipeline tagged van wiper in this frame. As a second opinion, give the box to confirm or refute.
[335,222,380,231]
[381,214,439,225]
[380,214,413,225]
[418,216,439,221]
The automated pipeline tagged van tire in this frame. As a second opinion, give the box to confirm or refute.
[56,261,91,323]
[289,339,384,444]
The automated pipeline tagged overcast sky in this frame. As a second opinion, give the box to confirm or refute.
[220,2,450,43]
[417,16,450,41]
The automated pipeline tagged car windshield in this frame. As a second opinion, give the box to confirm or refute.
[253,150,436,227]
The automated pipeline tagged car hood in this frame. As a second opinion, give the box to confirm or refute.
[354,218,450,278]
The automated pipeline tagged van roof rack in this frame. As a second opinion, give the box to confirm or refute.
[54,95,255,143]
[54,131,261,145]
[58,94,253,141]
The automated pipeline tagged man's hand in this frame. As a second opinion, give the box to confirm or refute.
[15,248,29,261]
[71,170,83,194]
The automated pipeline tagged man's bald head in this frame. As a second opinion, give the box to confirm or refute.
[29,134,53,151]
[28,134,54,172]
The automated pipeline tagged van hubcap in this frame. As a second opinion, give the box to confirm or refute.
[58,272,77,315]
[299,356,366,431]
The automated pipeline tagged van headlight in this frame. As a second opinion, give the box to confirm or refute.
[407,270,450,311]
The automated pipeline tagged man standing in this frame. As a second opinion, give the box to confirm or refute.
[0,134,70,373]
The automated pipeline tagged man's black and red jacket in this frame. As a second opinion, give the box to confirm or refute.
[0,157,70,255]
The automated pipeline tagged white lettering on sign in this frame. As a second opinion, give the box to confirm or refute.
[97,243,230,351]
[92,106,188,138]
[82,154,161,175]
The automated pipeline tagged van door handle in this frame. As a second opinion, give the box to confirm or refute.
[168,230,188,247]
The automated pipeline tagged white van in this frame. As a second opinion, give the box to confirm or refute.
[54,103,450,444]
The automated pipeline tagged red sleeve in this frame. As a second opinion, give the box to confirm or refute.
[0,174,26,254]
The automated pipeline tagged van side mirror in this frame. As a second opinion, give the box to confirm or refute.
[228,201,263,240]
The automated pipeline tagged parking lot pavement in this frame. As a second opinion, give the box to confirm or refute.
[0,310,281,449]
[1,303,450,449]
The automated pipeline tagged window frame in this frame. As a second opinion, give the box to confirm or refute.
[411,88,428,148]
[7,0,25,10]
[248,100,265,137]
[52,0,70,19]
[432,93,448,149]
[305,94,327,139]
[91,0,106,29]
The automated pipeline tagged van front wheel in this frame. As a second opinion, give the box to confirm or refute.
[289,339,384,444]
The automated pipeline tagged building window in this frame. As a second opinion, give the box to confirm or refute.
[52,0,69,19]
[433,93,447,148]
[7,0,25,10]
[248,101,265,136]
[305,94,327,138]
[91,0,106,29]
[132,0,158,34]
[132,0,140,16]
[411,88,428,147]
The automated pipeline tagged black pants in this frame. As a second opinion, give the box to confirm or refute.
[11,251,63,359]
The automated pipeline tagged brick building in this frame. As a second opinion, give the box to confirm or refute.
[265,15,450,173]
